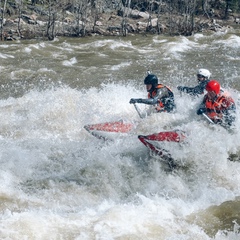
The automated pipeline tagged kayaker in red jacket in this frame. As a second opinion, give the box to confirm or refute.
[197,80,236,128]
[129,73,176,113]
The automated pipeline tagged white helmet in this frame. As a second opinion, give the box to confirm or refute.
[197,69,211,79]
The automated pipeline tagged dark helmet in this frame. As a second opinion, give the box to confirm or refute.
[144,74,158,87]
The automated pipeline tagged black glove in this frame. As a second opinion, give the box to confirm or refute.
[177,86,187,92]
[197,108,206,115]
[130,98,136,104]
[129,98,142,104]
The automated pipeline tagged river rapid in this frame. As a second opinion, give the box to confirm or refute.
[0,29,240,239]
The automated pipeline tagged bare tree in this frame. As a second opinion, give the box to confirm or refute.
[46,0,57,40]
[73,0,92,36]
[121,0,131,36]
[226,0,240,18]
[180,0,196,35]
[156,0,163,34]
[202,0,211,18]
[15,0,23,38]
[91,0,102,33]
[0,0,8,40]
[167,0,174,35]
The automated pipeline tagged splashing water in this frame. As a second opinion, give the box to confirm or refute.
[0,30,240,239]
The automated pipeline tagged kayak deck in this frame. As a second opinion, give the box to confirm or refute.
[84,120,133,141]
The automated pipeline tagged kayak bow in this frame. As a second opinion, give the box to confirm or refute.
[84,120,133,141]
[138,130,186,158]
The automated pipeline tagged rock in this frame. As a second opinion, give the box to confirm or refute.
[95,21,103,26]
[129,9,149,19]
[151,18,158,27]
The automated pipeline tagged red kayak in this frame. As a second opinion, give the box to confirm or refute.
[138,130,186,161]
[84,120,133,141]
[84,120,185,168]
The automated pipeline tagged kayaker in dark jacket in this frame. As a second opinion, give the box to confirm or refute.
[129,73,176,113]
[177,68,211,96]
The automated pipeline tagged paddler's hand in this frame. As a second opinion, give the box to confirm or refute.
[177,86,187,92]
[129,98,142,104]
[197,108,206,115]
[129,98,136,104]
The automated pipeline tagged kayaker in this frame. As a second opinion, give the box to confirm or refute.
[197,80,236,128]
[129,73,175,113]
[177,68,211,96]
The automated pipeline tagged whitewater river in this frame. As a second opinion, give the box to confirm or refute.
[1,28,240,239]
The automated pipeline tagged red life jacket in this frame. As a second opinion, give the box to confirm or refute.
[204,92,235,121]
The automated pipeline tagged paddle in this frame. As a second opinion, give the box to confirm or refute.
[133,103,144,119]
[202,113,214,124]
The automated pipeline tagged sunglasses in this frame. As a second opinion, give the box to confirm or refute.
[197,74,205,78]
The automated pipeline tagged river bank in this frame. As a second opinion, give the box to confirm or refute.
[1,5,240,41]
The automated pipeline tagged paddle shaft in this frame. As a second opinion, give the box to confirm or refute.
[202,113,214,124]
[133,103,144,119]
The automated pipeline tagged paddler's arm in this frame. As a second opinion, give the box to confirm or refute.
[130,97,158,105]
[178,82,206,96]
[129,88,167,105]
